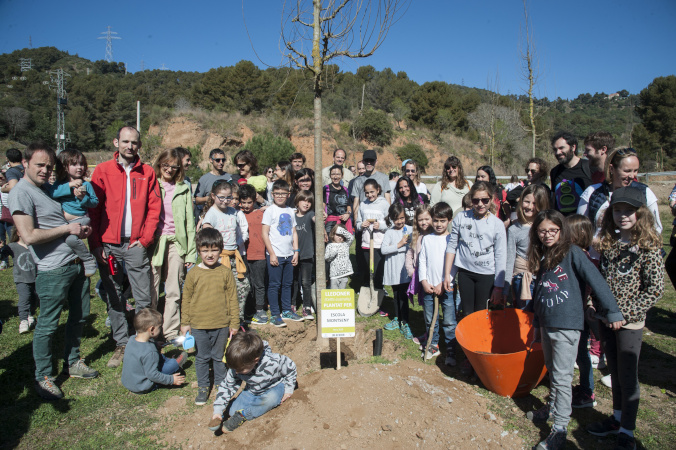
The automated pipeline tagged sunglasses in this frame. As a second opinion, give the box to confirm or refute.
[525,168,538,174]
[446,165,458,170]
[471,198,491,205]
[617,148,637,156]
[236,163,248,169]
[212,158,225,163]
[405,169,416,173]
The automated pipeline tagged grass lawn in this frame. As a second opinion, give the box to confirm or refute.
[0,205,674,448]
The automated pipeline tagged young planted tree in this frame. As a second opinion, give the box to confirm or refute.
[520,0,540,158]
[281,0,409,339]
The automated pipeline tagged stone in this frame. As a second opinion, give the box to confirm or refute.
[382,424,392,432]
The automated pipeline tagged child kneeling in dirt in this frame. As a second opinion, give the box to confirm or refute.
[209,331,297,433]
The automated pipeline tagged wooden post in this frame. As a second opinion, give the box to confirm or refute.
[336,337,341,370]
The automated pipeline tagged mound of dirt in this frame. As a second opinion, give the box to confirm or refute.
[156,322,523,449]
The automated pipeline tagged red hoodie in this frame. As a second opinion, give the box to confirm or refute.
[88,153,161,249]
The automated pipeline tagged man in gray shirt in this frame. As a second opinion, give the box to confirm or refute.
[9,142,99,401]
[194,148,232,217]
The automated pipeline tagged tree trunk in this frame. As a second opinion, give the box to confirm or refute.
[312,0,328,348]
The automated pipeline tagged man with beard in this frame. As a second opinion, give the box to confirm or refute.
[584,131,614,184]
[550,131,592,216]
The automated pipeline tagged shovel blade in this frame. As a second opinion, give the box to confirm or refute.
[357,287,385,317]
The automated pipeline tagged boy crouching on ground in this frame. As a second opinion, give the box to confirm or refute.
[209,331,297,433]
[121,309,187,394]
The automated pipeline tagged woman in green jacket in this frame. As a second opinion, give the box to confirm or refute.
[151,148,197,344]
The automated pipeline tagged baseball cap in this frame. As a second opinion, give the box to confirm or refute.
[363,149,377,161]
[609,186,645,208]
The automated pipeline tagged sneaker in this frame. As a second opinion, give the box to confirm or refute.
[83,255,98,277]
[250,310,269,326]
[105,316,111,328]
[535,427,567,450]
[208,417,223,432]
[302,308,315,321]
[445,353,457,367]
[175,351,189,369]
[423,344,440,359]
[378,310,388,317]
[67,359,99,378]
[19,319,30,334]
[412,332,427,347]
[107,345,125,368]
[587,416,620,436]
[36,376,64,400]
[281,310,303,322]
[400,323,413,340]
[28,315,36,328]
[615,432,637,450]
[383,317,399,331]
[271,315,287,328]
[223,410,246,432]
[526,405,551,423]
[601,374,612,388]
[572,390,597,408]
[596,355,607,370]
[195,386,210,405]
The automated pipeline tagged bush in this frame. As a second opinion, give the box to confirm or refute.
[242,133,297,170]
[396,143,429,173]
[351,108,393,147]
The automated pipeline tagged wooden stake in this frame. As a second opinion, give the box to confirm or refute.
[337,337,341,370]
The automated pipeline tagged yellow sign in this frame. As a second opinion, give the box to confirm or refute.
[321,289,355,338]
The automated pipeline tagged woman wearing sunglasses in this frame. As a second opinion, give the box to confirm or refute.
[430,156,472,218]
[401,159,429,203]
[150,148,197,344]
[233,150,268,205]
[443,181,507,374]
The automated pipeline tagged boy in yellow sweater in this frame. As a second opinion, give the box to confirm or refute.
[181,228,239,406]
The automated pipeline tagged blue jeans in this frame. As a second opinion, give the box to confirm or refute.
[575,323,594,395]
[422,290,457,348]
[158,354,180,375]
[230,382,285,421]
[266,254,293,316]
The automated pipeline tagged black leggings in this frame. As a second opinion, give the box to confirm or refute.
[361,247,384,290]
[390,283,409,323]
[457,268,495,316]
[600,326,643,431]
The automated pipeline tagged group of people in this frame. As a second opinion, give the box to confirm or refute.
[2,126,673,445]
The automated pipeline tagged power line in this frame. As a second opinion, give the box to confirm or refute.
[97,26,121,62]
[19,58,32,72]
[49,68,71,154]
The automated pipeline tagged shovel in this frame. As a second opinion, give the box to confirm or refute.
[357,229,385,317]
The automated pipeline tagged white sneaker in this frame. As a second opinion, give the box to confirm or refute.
[601,374,612,388]
[27,315,36,328]
[19,320,30,334]
[590,354,600,369]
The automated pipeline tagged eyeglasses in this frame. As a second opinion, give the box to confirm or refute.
[216,195,233,202]
[236,163,248,169]
[471,198,491,205]
[162,163,180,171]
[525,168,538,174]
[537,228,560,237]
[212,158,225,163]
[273,192,289,197]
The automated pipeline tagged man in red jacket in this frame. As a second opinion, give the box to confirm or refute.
[89,126,161,368]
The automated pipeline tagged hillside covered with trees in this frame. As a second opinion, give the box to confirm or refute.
[1,47,674,171]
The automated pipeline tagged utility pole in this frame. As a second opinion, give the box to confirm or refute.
[160,63,167,70]
[29,36,32,48]
[49,68,71,154]
[98,26,121,62]
[19,58,32,72]
[139,60,145,71]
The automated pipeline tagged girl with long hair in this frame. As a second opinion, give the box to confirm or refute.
[395,176,424,225]
[524,209,622,450]
[430,155,472,217]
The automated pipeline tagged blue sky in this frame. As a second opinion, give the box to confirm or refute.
[1,0,675,100]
